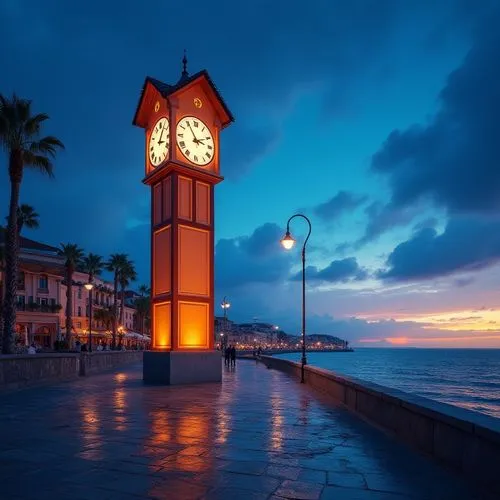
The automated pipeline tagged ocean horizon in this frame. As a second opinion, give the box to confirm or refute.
[277,347,500,419]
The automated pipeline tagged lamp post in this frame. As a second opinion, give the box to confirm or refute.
[221,296,230,350]
[84,281,94,352]
[272,325,279,348]
[280,214,312,383]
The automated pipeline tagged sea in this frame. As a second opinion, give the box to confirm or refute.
[277,348,500,419]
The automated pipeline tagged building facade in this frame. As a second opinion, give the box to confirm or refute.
[1,231,145,349]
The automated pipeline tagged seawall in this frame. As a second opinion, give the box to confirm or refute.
[0,351,144,391]
[259,355,500,495]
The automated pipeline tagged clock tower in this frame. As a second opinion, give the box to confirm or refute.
[133,56,234,384]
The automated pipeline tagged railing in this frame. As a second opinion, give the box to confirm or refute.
[16,303,63,313]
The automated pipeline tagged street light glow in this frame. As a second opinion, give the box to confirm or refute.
[280,231,295,250]
[84,282,94,291]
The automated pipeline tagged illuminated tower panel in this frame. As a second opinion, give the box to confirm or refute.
[133,62,233,384]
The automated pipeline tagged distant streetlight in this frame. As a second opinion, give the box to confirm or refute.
[280,213,312,383]
[84,282,94,352]
[221,296,230,349]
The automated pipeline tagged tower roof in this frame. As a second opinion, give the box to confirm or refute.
[132,69,234,129]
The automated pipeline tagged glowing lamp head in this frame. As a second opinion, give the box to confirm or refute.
[280,231,295,250]
[84,283,94,291]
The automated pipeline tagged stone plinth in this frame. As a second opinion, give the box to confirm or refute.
[143,350,221,385]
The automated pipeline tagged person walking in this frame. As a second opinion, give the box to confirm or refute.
[224,345,231,367]
[230,345,236,368]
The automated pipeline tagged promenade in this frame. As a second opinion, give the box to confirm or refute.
[0,360,491,500]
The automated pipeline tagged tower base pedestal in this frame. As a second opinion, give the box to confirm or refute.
[143,350,222,385]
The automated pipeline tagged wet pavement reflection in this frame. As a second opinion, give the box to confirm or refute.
[0,360,494,499]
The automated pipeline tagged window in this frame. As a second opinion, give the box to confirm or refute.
[50,298,56,306]
[38,275,48,290]
[78,306,82,317]
[17,271,25,290]
[16,295,25,305]
[78,287,82,299]
[41,298,48,306]
[76,322,81,329]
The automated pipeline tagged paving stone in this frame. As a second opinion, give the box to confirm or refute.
[321,486,410,499]
[327,472,367,489]
[267,464,302,480]
[0,360,492,500]
[274,479,325,499]
[218,459,268,475]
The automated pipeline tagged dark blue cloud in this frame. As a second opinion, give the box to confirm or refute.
[358,201,422,245]
[291,257,367,283]
[371,7,500,215]
[215,223,292,288]
[314,191,367,222]
[378,217,500,281]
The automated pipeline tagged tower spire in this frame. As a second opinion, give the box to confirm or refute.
[179,49,189,83]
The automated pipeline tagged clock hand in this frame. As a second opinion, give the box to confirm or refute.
[158,124,167,145]
[188,123,199,144]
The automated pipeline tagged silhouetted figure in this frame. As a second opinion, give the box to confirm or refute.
[224,345,231,367]
[230,346,236,367]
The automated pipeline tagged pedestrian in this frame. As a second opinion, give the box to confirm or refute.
[224,345,231,366]
[230,345,236,368]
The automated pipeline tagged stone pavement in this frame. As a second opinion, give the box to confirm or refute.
[0,360,492,500]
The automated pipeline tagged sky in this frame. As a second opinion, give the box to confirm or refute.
[2,0,500,347]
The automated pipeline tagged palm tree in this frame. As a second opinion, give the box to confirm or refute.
[82,253,103,340]
[0,243,5,348]
[17,204,39,235]
[82,253,103,284]
[118,259,137,339]
[94,306,114,332]
[59,244,84,348]
[106,253,128,348]
[138,284,150,296]
[0,94,64,354]
[134,294,150,335]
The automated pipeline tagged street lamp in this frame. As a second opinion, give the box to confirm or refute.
[221,296,230,349]
[280,213,312,383]
[84,282,94,352]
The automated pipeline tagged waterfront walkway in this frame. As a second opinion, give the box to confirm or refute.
[0,361,491,499]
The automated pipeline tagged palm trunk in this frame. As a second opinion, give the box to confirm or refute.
[118,283,125,347]
[112,273,118,349]
[120,284,125,327]
[65,265,73,348]
[2,155,21,354]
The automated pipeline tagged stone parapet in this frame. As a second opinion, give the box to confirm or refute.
[79,351,143,376]
[259,355,500,496]
[0,353,79,390]
[0,351,144,390]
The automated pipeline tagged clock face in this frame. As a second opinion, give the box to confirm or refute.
[176,116,214,166]
[148,117,169,167]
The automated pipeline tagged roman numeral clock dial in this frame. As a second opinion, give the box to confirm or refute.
[176,116,214,166]
[148,117,169,167]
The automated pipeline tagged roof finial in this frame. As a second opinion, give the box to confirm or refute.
[182,49,188,78]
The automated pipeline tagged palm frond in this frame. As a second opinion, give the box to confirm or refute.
[23,151,54,177]
[17,204,40,231]
[59,243,85,267]
[29,135,65,157]
[15,96,32,125]
[24,113,49,136]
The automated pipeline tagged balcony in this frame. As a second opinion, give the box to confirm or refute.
[37,288,49,295]
[16,303,62,314]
